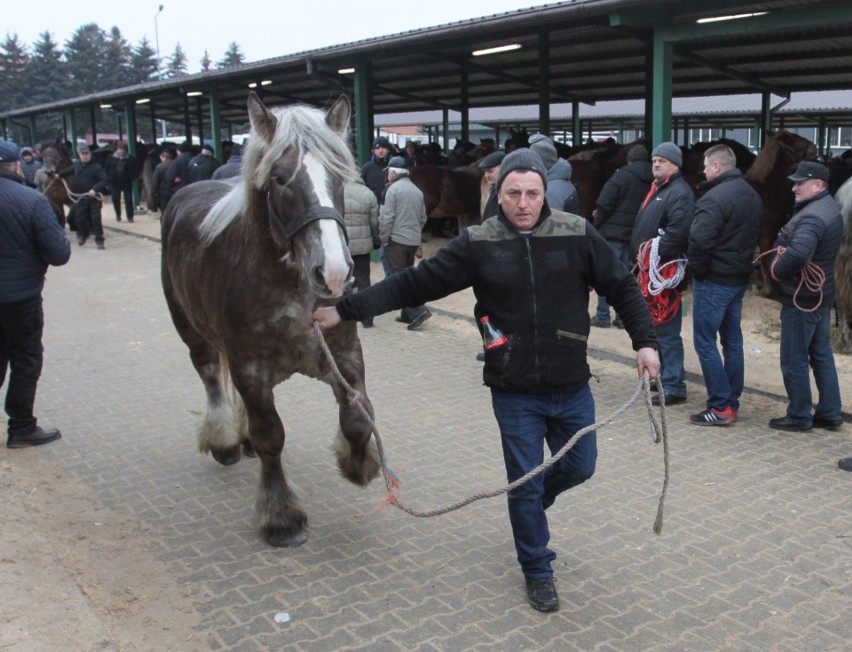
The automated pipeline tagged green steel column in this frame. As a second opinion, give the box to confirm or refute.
[442,109,449,156]
[460,66,469,145]
[69,110,78,154]
[182,95,192,144]
[571,101,580,147]
[818,117,828,157]
[752,117,761,152]
[538,30,550,135]
[124,101,140,210]
[650,30,673,146]
[209,88,221,159]
[760,92,772,148]
[353,62,373,166]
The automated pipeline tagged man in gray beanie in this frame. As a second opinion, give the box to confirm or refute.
[629,141,694,406]
[313,146,660,613]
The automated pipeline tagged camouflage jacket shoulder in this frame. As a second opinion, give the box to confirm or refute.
[468,209,587,242]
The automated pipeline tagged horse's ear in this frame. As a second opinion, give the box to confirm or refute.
[326,95,351,137]
[247,91,277,145]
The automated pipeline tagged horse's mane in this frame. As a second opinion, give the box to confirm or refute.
[744,136,780,184]
[200,103,357,243]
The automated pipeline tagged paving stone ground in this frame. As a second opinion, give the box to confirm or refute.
[1,209,850,651]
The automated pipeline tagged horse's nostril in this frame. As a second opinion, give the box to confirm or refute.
[312,266,326,289]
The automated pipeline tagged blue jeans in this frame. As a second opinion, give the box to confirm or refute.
[491,386,597,579]
[779,304,842,424]
[692,280,747,411]
[595,241,631,323]
[655,302,686,398]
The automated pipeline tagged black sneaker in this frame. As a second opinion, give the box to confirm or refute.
[525,577,559,612]
[690,407,737,426]
[407,311,432,331]
[838,457,852,471]
[7,426,62,449]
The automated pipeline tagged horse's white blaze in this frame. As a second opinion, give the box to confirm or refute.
[305,154,350,297]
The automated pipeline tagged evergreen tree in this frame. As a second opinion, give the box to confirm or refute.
[165,43,188,78]
[0,34,30,113]
[130,36,159,82]
[105,26,133,88]
[200,50,212,72]
[28,31,68,141]
[64,23,112,95]
[217,42,245,69]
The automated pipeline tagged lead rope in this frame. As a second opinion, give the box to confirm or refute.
[42,176,105,203]
[754,246,826,312]
[313,322,670,535]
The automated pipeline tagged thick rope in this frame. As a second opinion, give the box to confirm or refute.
[638,237,687,295]
[313,322,670,534]
[754,246,825,313]
[42,175,105,203]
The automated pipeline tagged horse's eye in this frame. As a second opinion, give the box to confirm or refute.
[271,175,288,187]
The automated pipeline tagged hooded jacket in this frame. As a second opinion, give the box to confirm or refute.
[544,158,580,214]
[335,204,657,394]
[593,160,653,244]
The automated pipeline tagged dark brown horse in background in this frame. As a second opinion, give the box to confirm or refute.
[409,164,484,233]
[39,145,74,226]
[161,93,379,547]
[745,130,818,295]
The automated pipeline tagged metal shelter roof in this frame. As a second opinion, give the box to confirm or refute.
[2,0,851,131]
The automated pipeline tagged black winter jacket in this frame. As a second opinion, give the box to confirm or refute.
[770,190,843,309]
[105,154,138,188]
[336,205,657,394]
[629,172,694,261]
[165,152,193,194]
[187,153,220,183]
[58,159,108,194]
[594,160,652,244]
[687,169,762,286]
[0,170,71,304]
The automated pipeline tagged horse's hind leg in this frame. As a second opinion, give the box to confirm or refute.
[229,369,307,547]
[166,299,247,464]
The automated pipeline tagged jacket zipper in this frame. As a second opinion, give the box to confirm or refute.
[524,237,540,385]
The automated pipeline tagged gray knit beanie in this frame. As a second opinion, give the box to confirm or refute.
[528,133,558,170]
[627,144,649,162]
[496,148,548,191]
[651,142,682,167]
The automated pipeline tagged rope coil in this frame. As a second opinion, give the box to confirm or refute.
[754,246,825,312]
[313,322,670,534]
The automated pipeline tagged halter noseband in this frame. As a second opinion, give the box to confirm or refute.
[267,193,347,242]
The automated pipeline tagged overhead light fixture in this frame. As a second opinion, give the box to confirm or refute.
[99,103,112,109]
[187,91,203,97]
[697,11,767,23]
[472,43,521,57]
[135,98,151,104]
[337,67,355,75]
[248,82,257,88]
[261,80,272,86]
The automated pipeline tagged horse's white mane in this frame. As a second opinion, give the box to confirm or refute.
[199,102,357,243]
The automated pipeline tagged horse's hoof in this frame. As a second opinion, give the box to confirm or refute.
[211,445,242,466]
[241,440,257,458]
[265,528,308,547]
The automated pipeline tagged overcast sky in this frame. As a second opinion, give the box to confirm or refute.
[9,1,544,72]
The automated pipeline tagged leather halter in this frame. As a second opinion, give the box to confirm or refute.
[266,193,347,242]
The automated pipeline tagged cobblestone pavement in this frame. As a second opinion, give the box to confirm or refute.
[1,210,850,651]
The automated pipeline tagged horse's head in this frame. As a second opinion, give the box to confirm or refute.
[246,93,356,299]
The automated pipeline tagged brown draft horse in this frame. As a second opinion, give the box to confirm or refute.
[161,93,379,547]
[409,164,484,232]
[38,146,75,226]
[745,130,818,295]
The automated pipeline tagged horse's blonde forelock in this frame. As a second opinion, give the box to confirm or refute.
[199,102,357,243]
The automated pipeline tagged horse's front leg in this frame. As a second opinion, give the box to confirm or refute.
[326,343,381,487]
[230,370,307,547]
